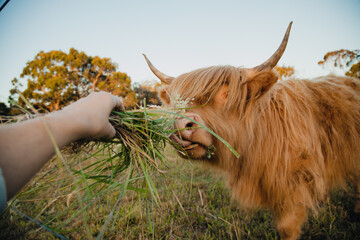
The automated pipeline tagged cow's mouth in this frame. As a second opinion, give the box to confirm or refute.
[170,134,205,152]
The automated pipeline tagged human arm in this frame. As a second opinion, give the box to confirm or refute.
[0,92,123,199]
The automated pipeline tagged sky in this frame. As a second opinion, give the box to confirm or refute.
[0,0,359,103]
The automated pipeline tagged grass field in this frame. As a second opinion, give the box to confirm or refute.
[1,145,360,239]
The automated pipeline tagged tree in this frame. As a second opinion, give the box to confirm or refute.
[10,48,137,112]
[133,81,163,106]
[346,61,360,78]
[275,65,295,80]
[318,49,360,79]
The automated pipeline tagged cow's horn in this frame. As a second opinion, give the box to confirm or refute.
[143,54,174,84]
[252,21,293,72]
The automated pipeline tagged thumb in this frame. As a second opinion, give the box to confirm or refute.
[102,122,116,139]
[111,95,125,111]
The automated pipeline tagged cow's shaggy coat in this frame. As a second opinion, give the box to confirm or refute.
[144,22,360,239]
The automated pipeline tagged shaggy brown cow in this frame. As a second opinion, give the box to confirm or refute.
[143,22,360,240]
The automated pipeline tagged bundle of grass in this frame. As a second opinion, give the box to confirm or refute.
[67,105,177,204]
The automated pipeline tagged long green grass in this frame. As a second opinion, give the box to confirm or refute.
[1,145,360,239]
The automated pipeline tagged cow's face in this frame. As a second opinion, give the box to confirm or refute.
[158,68,279,161]
[158,79,231,160]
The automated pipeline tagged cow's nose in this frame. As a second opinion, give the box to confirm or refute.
[176,116,199,139]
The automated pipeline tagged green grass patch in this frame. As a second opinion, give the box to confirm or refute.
[1,146,360,239]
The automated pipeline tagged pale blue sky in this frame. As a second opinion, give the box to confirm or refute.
[0,0,359,103]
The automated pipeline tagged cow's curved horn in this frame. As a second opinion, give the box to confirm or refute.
[143,54,174,84]
[251,22,293,72]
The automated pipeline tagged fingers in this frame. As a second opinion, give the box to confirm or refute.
[111,95,125,111]
[96,93,123,139]
[87,91,124,111]
[106,95,122,139]
[103,122,117,139]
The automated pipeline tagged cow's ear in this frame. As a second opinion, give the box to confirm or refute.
[246,70,278,100]
[213,84,229,108]
[159,87,171,105]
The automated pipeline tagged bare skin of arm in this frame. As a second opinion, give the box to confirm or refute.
[0,92,123,199]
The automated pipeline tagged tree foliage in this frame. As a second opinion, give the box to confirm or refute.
[275,65,295,80]
[133,81,163,106]
[346,61,360,78]
[318,49,360,79]
[10,48,137,112]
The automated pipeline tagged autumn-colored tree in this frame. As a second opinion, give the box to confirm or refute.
[133,81,163,106]
[318,49,360,79]
[275,65,295,80]
[347,61,360,78]
[9,48,136,112]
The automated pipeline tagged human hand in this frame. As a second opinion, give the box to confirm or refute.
[58,92,124,140]
[0,92,123,200]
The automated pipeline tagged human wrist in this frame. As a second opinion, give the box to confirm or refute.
[44,110,85,146]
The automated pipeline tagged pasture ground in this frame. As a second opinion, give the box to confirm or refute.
[0,146,359,239]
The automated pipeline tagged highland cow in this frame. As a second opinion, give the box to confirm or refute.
[143,22,360,240]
